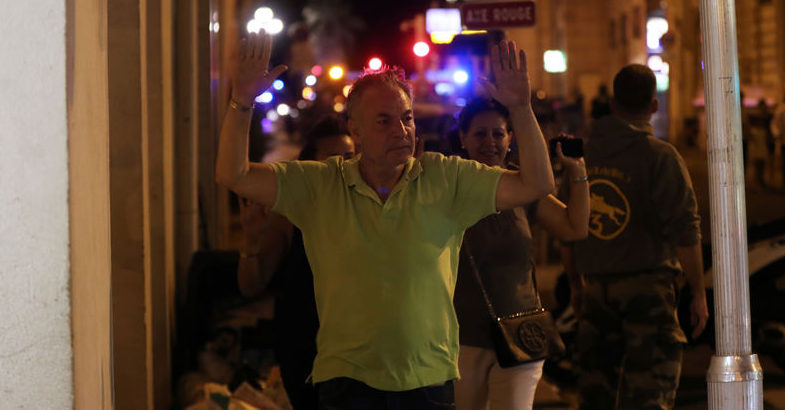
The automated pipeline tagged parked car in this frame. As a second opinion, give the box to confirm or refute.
[680,218,785,371]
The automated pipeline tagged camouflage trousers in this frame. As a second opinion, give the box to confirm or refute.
[575,272,688,410]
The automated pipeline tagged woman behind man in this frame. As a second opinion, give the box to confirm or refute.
[452,98,590,409]
[237,116,355,410]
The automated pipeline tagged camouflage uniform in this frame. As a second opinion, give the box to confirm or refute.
[576,272,686,409]
[569,115,700,409]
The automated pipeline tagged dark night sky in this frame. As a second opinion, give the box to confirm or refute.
[261,0,435,73]
[348,0,434,68]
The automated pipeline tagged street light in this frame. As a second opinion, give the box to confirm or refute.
[543,50,567,73]
[452,70,469,84]
[302,87,316,101]
[368,57,383,71]
[266,19,284,35]
[247,19,263,34]
[247,7,284,35]
[434,83,455,96]
[276,103,290,116]
[255,91,273,104]
[646,17,668,50]
[413,41,430,57]
[254,7,273,23]
[328,66,344,80]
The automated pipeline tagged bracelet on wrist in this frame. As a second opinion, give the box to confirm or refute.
[571,175,589,183]
[230,98,255,112]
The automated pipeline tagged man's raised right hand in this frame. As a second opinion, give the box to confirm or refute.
[232,30,288,105]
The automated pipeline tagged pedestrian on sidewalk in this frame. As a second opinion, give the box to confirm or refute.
[452,98,589,410]
[216,32,555,409]
[563,64,709,410]
[771,96,785,188]
[749,98,773,188]
[590,84,612,121]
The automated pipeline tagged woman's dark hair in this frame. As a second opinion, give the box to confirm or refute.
[298,116,349,160]
[458,98,511,134]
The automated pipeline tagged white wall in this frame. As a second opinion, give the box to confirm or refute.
[0,2,73,407]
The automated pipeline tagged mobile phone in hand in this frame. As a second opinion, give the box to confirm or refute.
[549,136,584,158]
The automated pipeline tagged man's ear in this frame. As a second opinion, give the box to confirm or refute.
[650,98,659,114]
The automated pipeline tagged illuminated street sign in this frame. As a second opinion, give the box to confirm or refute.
[461,1,535,30]
[426,8,462,34]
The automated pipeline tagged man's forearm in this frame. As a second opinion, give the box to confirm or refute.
[215,104,254,188]
[677,243,705,296]
[566,166,590,239]
[510,105,555,194]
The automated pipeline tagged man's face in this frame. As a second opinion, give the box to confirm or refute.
[349,84,415,168]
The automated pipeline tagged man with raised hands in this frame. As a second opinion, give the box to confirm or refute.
[216,31,554,409]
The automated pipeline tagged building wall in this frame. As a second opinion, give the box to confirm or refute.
[487,0,780,143]
[107,0,178,407]
[509,0,650,115]
[558,0,783,142]
[738,0,781,100]
[663,0,785,147]
[564,0,616,111]
[662,0,702,145]
[0,2,73,407]
[69,0,113,407]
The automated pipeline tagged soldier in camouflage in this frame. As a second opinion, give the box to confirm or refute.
[563,65,709,409]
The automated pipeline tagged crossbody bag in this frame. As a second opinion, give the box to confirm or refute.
[462,240,565,368]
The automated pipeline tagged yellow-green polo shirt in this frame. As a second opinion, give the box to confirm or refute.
[270,152,504,391]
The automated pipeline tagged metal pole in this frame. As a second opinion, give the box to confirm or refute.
[697,0,764,408]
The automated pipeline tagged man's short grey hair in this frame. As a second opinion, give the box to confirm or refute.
[345,67,412,120]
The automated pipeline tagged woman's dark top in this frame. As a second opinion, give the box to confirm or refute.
[453,206,539,348]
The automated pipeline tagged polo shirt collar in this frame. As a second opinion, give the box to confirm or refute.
[342,154,423,200]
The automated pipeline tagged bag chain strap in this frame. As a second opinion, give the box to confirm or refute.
[462,236,544,322]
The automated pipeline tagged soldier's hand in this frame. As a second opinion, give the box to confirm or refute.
[570,275,585,317]
[232,31,288,105]
[690,291,709,339]
[570,289,582,317]
[480,40,531,109]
